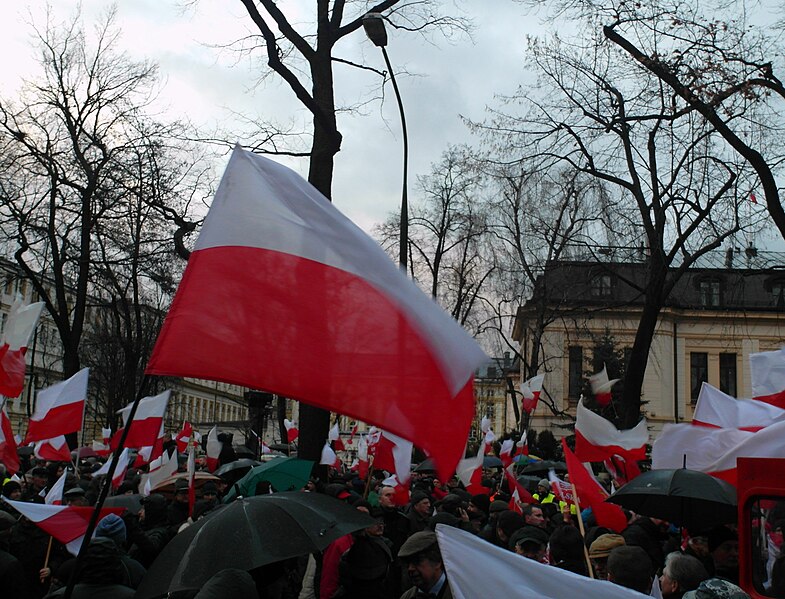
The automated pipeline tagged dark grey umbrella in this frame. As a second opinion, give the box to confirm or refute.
[605,468,737,530]
[213,458,261,484]
[135,491,376,599]
[483,455,503,468]
[414,458,436,473]
[104,493,143,515]
[518,460,567,475]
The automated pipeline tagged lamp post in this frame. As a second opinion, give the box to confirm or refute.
[363,12,409,272]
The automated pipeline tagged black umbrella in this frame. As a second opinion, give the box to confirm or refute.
[483,455,503,469]
[413,458,436,473]
[135,491,376,598]
[104,493,143,515]
[518,460,567,475]
[213,458,261,484]
[605,468,737,531]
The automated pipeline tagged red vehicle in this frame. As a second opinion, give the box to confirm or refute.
[738,457,785,598]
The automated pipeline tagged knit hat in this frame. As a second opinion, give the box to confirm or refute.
[588,533,626,559]
[682,578,750,599]
[538,478,550,489]
[489,500,510,514]
[94,513,127,547]
[708,526,737,553]
[410,490,430,505]
[469,494,490,514]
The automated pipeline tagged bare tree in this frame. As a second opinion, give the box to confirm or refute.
[473,23,766,426]
[0,11,202,415]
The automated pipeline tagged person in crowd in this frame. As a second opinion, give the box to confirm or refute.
[44,538,135,598]
[707,526,740,584]
[21,467,48,503]
[398,531,452,599]
[339,508,395,599]
[588,533,626,580]
[478,501,509,545]
[681,578,751,599]
[532,479,556,505]
[127,494,174,568]
[407,491,433,536]
[623,514,670,572]
[549,525,588,575]
[660,551,710,599]
[0,510,31,599]
[494,511,525,551]
[63,487,89,507]
[509,526,548,562]
[607,545,654,594]
[167,478,191,527]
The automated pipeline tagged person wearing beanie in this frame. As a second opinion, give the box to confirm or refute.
[44,538,135,598]
[681,577,751,599]
[532,479,556,505]
[94,514,127,547]
[406,491,432,535]
[495,511,525,550]
[468,494,490,517]
[127,494,174,569]
[707,526,739,584]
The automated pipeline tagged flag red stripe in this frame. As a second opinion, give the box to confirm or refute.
[752,388,785,410]
[25,402,83,443]
[573,430,646,463]
[147,247,474,477]
[692,419,763,433]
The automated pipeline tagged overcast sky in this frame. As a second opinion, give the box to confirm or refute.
[0,1,538,234]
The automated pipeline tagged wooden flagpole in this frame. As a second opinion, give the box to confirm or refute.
[571,483,595,579]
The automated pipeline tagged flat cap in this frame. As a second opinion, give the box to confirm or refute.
[64,486,86,497]
[588,533,626,559]
[398,530,438,558]
[509,526,549,549]
[489,500,510,514]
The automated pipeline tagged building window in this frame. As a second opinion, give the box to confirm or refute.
[568,346,583,400]
[690,352,708,403]
[591,274,613,297]
[771,280,785,309]
[698,279,721,307]
[719,353,737,397]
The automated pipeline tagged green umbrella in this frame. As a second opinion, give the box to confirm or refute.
[223,457,314,502]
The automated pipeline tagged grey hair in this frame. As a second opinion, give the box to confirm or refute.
[663,551,709,593]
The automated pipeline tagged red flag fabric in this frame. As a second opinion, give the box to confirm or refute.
[504,465,534,504]
[144,147,487,481]
[205,426,222,472]
[574,400,647,463]
[499,439,514,468]
[0,407,20,474]
[0,300,44,398]
[45,471,68,505]
[34,436,72,462]
[368,431,412,482]
[176,421,194,453]
[520,374,545,414]
[357,436,369,479]
[456,446,490,496]
[113,391,170,450]
[284,419,299,443]
[25,369,88,443]
[347,423,358,446]
[603,455,641,486]
[515,431,529,458]
[328,422,345,451]
[4,499,124,555]
[589,365,618,408]
[94,448,132,489]
[750,348,785,409]
[381,474,410,507]
[548,469,575,504]
[320,441,342,469]
[562,439,627,533]
[693,382,785,431]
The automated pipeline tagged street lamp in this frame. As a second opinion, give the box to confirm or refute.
[363,12,409,272]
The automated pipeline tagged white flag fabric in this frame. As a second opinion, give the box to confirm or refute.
[45,470,68,505]
[25,369,89,443]
[574,399,648,462]
[435,524,649,598]
[652,421,785,485]
[693,382,785,431]
[750,348,785,408]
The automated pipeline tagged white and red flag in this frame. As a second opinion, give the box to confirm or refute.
[562,439,627,533]
[141,449,179,496]
[205,426,223,472]
[328,422,345,451]
[347,423,358,446]
[113,390,170,450]
[693,382,785,431]
[357,435,369,479]
[283,419,299,443]
[319,441,342,469]
[133,432,166,468]
[187,442,196,518]
[499,439,515,468]
[573,399,647,463]
[144,147,487,480]
[456,444,488,496]
[548,469,574,505]
[176,421,194,453]
[368,430,412,483]
[750,348,785,409]
[0,405,20,474]
[94,447,132,489]
[652,420,785,486]
[2,499,124,555]
[0,299,44,398]
[589,365,618,408]
[515,431,529,458]
[504,465,534,508]
[34,436,72,462]
[25,368,88,443]
[45,470,68,505]
[520,374,545,414]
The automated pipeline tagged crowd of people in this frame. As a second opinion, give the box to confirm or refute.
[0,451,780,599]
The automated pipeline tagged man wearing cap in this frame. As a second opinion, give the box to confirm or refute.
[407,491,433,536]
[588,533,626,580]
[509,526,548,562]
[398,531,452,599]
[22,467,48,502]
[682,578,751,599]
[63,486,89,507]
[707,526,739,584]
[167,478,191,527]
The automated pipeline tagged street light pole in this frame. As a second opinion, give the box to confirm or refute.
[363,13,409,272]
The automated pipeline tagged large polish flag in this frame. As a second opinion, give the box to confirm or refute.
[25,368,88,443]
[693,382,785,431]
[651,421,785,486]
[145,146,487,480]
[750,348,785,409]
[113,390,170,450]
[0,405,20,474]
[0,299,44,398]
[573,399,648,463]
[436,524,647,598]
[2,499,124,555]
